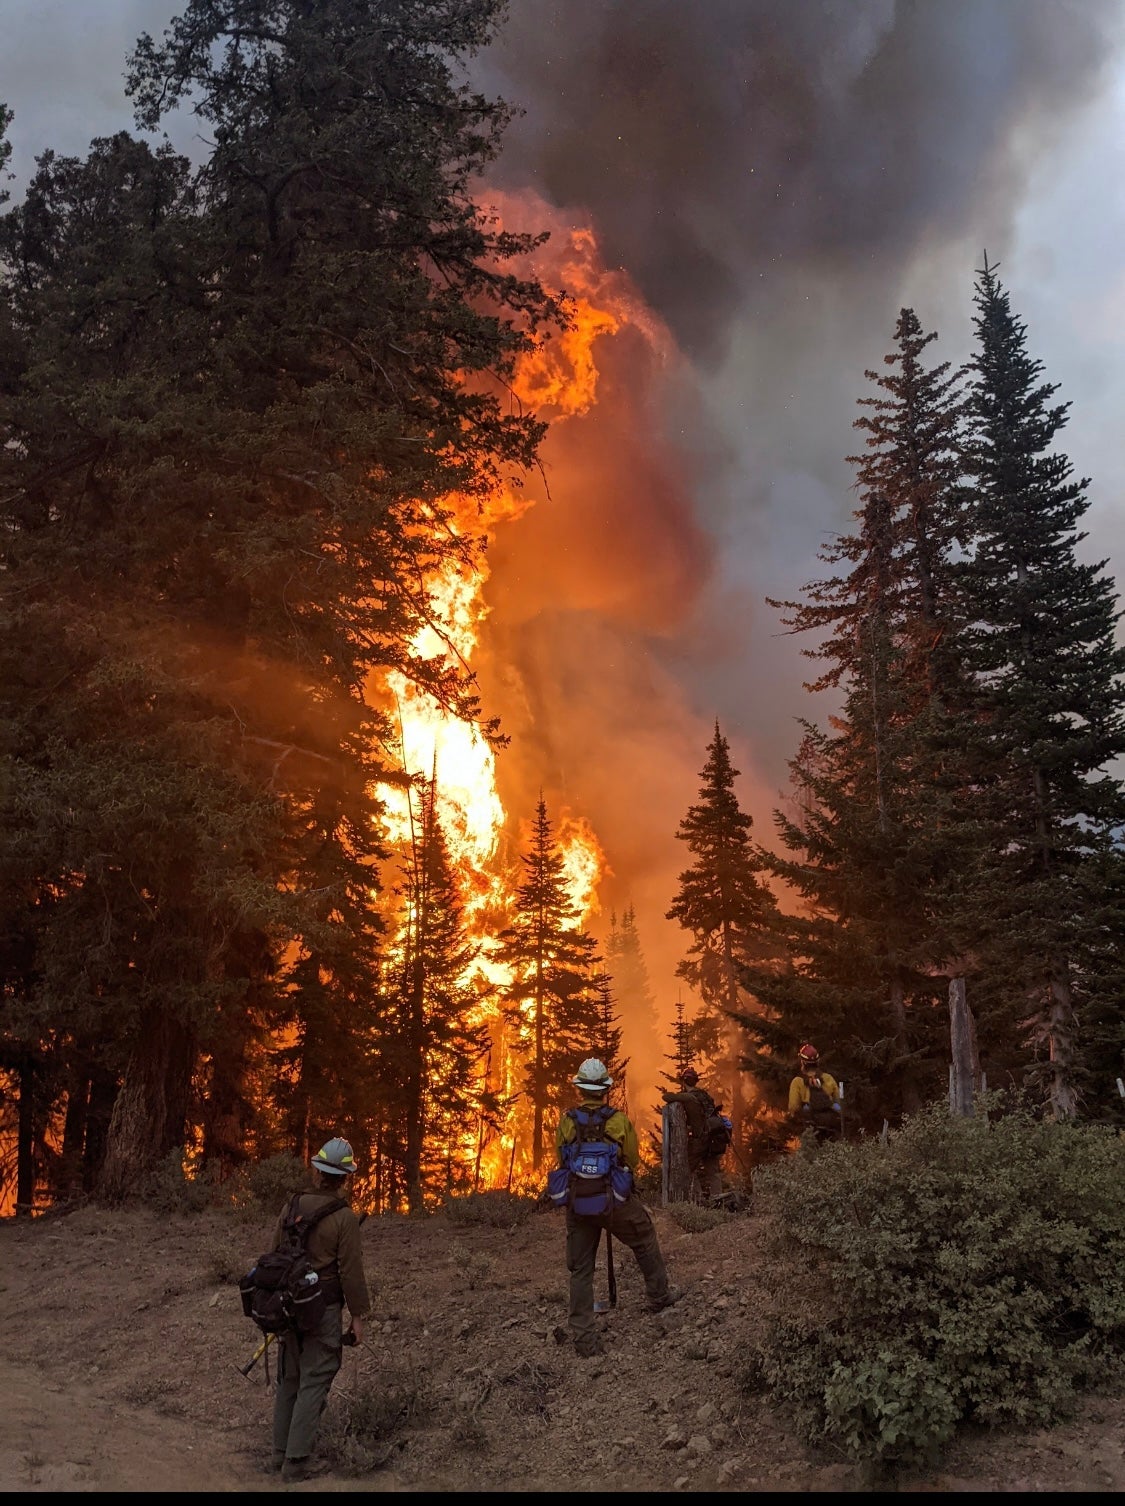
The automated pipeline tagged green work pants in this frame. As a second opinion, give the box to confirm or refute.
[566,1196,670,1344]
[272,1303,343,1462]
[689,1153,723,1200]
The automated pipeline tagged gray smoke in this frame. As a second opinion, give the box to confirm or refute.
[481,0,1122,362]
[470,0,1125,1050]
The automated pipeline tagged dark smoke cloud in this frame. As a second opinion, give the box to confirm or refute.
[481,0,1122,362]
[469,1,1125,1074]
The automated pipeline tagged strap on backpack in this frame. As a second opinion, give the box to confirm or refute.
[283,1193,347,1241]
[568,1104,615,1143]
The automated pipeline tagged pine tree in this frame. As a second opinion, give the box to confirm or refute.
[0,4,563,1201]
[389,779,496,1211]
[592,972,628,1107]
[663,998,695,1084]
[604,905,660,1090]
[496,798,601,1168]
[743,311,968,1124]
[667,724,782,1143]
[953,258,1125,1117]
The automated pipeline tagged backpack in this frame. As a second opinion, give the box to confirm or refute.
[546,1104,634,1216]
[693,1090,733,1158]
[239,1193,346,1336]
[806,1078,835,1116]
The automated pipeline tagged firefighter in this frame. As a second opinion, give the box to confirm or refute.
[270,1137,370,1482]
[788,1043,842,1139]
[661,1065,726,1200]
[555,1058,681,1358]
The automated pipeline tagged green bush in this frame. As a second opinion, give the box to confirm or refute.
[146,1148,212,1213]
[443,1189,538,1229]
[746,1103,1125,1472]
[665,1201,735,1235]
[247,1154,309,1210]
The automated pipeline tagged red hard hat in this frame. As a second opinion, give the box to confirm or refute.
[680,1066,699,1085]
[797,1043,819,1065]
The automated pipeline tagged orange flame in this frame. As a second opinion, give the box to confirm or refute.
[372,208,651,1192]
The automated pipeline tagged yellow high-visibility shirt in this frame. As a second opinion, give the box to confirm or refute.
[788,1072,840,1114]
[556,1099,639,1171]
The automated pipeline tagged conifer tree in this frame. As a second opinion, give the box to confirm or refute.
[742,311,968,1123]
[667,724,782,1142]
[592,972,628,1105]
[953,259,1125,1117]
[496,798,601,1168]
[0,3,562,1199]
[604,905,660,1087]
[384,779,496,1211]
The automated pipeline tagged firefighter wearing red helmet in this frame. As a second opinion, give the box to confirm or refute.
[789,1044,842,1138]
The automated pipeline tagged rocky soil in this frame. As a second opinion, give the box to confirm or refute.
[1,1196,1122,1493]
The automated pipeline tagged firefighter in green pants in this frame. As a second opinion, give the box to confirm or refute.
[270,1138,370,1482]
[556,1059,682,1358]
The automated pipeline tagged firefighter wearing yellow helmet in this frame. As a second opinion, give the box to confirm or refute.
[552,1058,682,1358]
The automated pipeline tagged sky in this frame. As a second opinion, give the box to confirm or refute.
[6,0,1125,1058]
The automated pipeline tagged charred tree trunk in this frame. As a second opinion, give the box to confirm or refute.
[890,971,921,1115]
[83,1065,118,1192]
[405,956,426,1214]
[99,1008,195,1201]
[662,1102,690,1205]
[15,1055,35,1217]
[948,977,980,1118]
[532,947,545,1171]
[57,1058,91,1199]
[1045,965,1079,1121]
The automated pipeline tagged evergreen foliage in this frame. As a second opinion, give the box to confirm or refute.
[746,1105,1125,1470]
[604,905,659,1080]
[667,723,782,1142]
[592,972,628,1105]
[950,258,1125,1117]
[385,780,497,1211]
[743,312,969,1126]
[495,798,601,1168]
[0,1,562,1206]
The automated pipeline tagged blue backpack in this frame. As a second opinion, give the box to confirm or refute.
[547,1104,634,1216]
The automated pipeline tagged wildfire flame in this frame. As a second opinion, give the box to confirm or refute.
[373,205,653,1192]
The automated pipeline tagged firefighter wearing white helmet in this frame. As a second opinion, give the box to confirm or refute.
[267,1135,370,1482]
[554,1057,682,1358]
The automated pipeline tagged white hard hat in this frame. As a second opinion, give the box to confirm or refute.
[571,1058,613,1092]
[311,1137,358,1176]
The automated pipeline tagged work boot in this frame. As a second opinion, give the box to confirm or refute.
[645,1284,684,1314]
[281,1457,328,1483]
[574,1333,606,1358]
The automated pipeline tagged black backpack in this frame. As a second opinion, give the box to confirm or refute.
[239,1193,346,1336]
[698,1091,734,1158]
[806,1078,835,1115]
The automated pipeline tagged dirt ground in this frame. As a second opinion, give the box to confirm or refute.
[1,1197,1122,1494]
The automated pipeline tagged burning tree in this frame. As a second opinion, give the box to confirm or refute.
[0,1,566,1206]
[604,906,660,1090]
[496,798,602,1170]
[383,779,498,1212]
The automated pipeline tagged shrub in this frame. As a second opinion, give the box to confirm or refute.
[247,1154,309,1210]
[443,1189,538,1229]
[318,1362,433,1474]
[204,1236,247,1284]
[746,1102,1125,1472]
[665,1201,736,1235]
[146,1148,212,1214]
